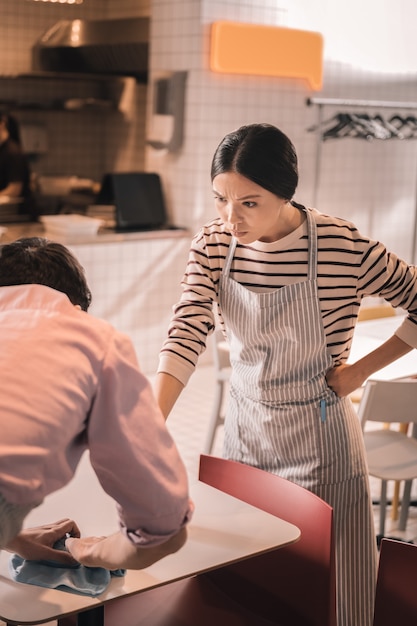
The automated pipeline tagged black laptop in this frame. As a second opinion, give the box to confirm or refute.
[95,172,171,232]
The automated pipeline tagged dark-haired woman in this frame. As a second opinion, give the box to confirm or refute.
[0,112,37,219]
[156,123,417,626]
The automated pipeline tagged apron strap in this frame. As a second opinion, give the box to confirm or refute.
[304,207,318,281]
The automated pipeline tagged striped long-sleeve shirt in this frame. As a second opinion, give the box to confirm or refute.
[158,208,417,385]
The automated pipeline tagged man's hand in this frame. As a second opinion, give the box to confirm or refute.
[5,518,81,565]
[66,528,187,570]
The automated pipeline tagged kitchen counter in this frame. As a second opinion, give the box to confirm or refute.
[0,220,197,375]
[0,221,188,245]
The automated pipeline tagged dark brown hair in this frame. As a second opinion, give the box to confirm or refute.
[0,237,92,311]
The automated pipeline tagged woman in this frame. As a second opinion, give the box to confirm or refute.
[155,123,417,626]
[0,112,37,219]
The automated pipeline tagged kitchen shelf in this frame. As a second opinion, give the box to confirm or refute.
[0,71,126,82]
[0,73,126,112]
[0,98,120,112]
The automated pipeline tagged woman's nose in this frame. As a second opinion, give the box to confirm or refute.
[226,203,241,223]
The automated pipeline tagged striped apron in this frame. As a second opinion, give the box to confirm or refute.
[219,207,377,626]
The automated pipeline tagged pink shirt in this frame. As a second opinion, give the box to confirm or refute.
[0,284,192,546]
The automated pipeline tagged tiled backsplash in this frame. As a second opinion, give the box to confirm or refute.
[0,0,149,182]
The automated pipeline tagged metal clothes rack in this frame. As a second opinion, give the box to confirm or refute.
[306,96,417,263]
[307,97,417,109]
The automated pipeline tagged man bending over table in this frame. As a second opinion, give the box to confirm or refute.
[0,237,192,569]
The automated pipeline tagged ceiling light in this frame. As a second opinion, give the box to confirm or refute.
[26,0,84,4]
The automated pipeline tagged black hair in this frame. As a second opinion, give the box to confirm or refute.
[0,111,22,144]
[0,237,92,311]
[210,123,298,201]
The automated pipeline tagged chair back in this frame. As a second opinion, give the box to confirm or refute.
[373,538,417,625]
[199,454,336,626]
[358,379,417,427]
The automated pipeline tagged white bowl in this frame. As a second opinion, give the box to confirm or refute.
[40,214,104,238]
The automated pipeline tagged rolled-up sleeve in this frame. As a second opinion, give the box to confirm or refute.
[87,328,192,546]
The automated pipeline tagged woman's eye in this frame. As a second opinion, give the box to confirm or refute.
[214,196,226,203]
[243,201,256,208]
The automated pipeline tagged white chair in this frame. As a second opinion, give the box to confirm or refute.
[204,330,231,454]
[351,303,408,521]
[358,379,417,539]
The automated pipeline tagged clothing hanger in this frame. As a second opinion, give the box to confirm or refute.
[387,115,417,138]
[372,115,404,139]
[308,111,415,140]
[307,112,350,136]
[320,113,360,140]
[353,114,392,140]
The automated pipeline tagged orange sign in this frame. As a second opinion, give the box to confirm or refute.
[210,21,323,91]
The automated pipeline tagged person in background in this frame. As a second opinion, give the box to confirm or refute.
[155,123,417,626]
[0,237,192,570]
[0,112,37,219]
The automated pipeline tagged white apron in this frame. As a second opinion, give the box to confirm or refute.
[219,207,377,626]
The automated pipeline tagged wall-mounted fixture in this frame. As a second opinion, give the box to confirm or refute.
[147,71,188,153]
[20,124,48,155]
[210,21,323,91]
[32,17,149,82]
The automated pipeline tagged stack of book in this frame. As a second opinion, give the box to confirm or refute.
[86,203,115,228]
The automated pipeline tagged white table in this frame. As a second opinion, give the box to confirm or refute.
[349,314,417,380]
[0,459,300,626]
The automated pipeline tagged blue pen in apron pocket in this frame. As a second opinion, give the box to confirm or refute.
[320,399,327,422]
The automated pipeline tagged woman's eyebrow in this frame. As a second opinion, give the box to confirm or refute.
[236,194,262,201]
[212,189,262,201]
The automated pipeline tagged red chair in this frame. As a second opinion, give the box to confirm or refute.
[105,455,335,626]
[199,454,336,626]
[373,538,417,626]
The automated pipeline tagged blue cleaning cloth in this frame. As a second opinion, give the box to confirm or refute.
[9,537,125,597]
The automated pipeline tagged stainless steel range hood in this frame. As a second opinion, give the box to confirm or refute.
[32,17,149,82]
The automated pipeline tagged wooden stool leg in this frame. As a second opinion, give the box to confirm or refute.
[390,423,409,521]
[391,481,401,521]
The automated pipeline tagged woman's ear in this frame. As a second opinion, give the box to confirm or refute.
[74,304,82,310]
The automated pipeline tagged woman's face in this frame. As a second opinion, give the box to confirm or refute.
[212,171,290,244]
[0,118,7,142]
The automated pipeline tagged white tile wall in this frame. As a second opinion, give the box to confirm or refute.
[3,0,417,373]
[70,235,195,374]
[148,0,417,266]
